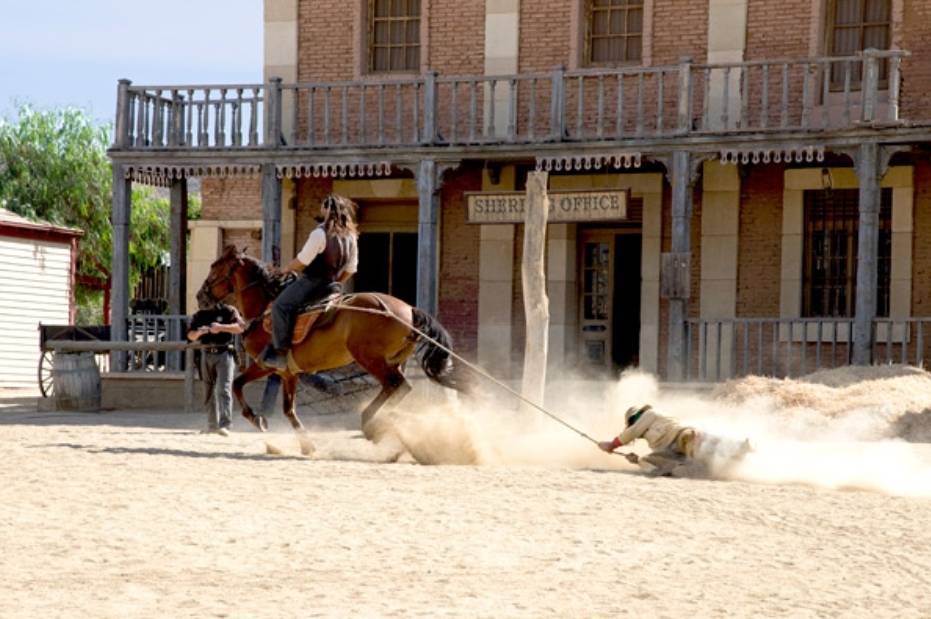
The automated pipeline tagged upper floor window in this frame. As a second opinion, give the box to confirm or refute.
[368,0,421,73]
[828,0,891,87]
[586,0,643,65]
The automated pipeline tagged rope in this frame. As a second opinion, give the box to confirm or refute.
[329,301,633,456]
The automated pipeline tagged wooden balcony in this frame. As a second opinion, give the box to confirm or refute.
[110,49,925,166]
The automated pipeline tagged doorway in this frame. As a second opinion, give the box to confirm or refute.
[578,229,641,371]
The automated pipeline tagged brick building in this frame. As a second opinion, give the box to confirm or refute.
[108,0,931,381]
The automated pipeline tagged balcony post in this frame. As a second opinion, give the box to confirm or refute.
[550,66,565,141]
[110,164,132,371]
[888,53,902,123]
[114,79,132,149]
[677,57,693,134]
[265,76,283,146]
[853,142,881,365]
[861,49,880,123]
[261,164,282,266]
[423,70,438,144]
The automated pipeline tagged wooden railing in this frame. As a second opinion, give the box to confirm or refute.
[113,49,909,152]
[684,316,930,382]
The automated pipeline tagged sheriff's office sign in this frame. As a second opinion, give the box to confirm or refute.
[466,190,628,224]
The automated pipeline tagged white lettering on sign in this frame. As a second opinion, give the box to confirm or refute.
[466,190,628,224]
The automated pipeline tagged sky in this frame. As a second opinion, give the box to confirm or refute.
[0,0,262,124]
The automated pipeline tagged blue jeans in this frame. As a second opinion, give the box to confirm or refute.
[203,351,234,429]
[270,276,327,351]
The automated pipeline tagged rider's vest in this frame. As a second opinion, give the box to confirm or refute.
[303,227,357,282]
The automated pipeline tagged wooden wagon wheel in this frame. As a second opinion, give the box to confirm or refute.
[38,350,55,398]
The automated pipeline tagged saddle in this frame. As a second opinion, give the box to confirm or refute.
[262,292,342,345]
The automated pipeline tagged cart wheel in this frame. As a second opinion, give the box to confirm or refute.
[38,350,55,398]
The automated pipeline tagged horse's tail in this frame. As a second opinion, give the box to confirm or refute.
[411,307,463,391]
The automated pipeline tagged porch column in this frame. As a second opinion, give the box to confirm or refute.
[261,163,282,265]
[416,159,441,314]
[110,165,132,370]
[853,142,881,364]
[168,177,188,369]
[666,151,693,381]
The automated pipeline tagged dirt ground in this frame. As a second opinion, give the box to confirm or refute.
[2,383,930,619]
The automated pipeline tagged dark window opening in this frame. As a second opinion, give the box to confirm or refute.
[802,187,891,318]
[354,231,418,306]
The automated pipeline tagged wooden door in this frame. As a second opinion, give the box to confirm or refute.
[579,231,614,368]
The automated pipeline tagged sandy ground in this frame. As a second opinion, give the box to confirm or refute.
[2,374,931,618]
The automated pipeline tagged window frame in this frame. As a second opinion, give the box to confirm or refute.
[583,0,645,68]
[366,0,422,75]
[801,187,892,319]
[825,0,892,89]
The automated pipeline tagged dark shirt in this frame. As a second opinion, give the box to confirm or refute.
[188,304,241,347]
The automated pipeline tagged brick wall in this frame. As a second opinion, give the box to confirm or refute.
[900,1,931,120]
[201,177,262,221]
[745,0,810,60]
[222,228,262,258]
[736,165,783,317]
[439,165,482,357]
[294,177,334,248]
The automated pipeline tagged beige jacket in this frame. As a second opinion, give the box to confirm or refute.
[616,409,689,452]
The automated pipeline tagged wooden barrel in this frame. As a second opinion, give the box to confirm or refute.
[53,352,101,412]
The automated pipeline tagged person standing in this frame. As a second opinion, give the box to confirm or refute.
[261,194,359,369]
[187,302,245,436]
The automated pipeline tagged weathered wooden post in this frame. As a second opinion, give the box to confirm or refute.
[861,49,880,124]
[265,77,283,146]
[664,151,693,381]
[416,159,440,314]
[853,142,881,365]
[423,70,438,144]
[550,66,566,141]
[887,52,903,123]
[184,347,196,413]
[110,165,132,371]
[168,177,189,370]
[114,79,132,149]
[521,172,550,411]
[677,57,693,134]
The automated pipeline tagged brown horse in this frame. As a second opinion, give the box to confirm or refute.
[196,245,461,452]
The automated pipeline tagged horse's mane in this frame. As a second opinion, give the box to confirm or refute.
[239,253,292,296]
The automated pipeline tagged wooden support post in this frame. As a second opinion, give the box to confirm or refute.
[184,347,196,413]
[168,177,188,370]
[110,165,132,371]
[666,151,692,381]
[114,79,132,149]
[265,77,283,146]
[416,159,441,314]
[521,172,550,410]
[550,66,565,141]
[423,70,438,144]
[261,164,282,266]
[853,142,880,365]
[677,57,692,134]
[861,49,879,123]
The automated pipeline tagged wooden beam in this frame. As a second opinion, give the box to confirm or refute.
[261,164,282,265]
[110,165,132,371]
[666,150,692,381]
[416,159,440,314]
[853,142,881,365]
[168,177,188,370]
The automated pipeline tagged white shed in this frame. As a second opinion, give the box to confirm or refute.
[0,209,81,389]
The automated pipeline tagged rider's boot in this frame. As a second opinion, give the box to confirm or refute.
[261,343,289,370]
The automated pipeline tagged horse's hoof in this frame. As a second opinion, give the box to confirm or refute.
[255,415,268,433]
[298,433,316,457]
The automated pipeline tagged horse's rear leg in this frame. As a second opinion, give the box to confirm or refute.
[360,365,412,442]
[233,363,274,432]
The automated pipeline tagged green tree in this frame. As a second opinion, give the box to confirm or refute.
[0,105,199,323]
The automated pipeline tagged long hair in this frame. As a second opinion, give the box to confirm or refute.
[321,194,358,238]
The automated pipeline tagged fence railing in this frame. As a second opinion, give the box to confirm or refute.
[685,316,929,382]
[126,313,188,372]
[113,49,909,152]
[871,318,931,368]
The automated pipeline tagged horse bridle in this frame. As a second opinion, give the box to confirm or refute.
[201,255,271,305]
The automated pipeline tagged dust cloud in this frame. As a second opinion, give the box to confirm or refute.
[377,365,931,496]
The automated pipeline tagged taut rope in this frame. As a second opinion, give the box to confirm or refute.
[329,302,629,454]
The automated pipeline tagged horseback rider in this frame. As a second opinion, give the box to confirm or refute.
[261,194,359,370]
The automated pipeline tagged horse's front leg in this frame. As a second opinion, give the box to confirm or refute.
[233,363,274,432]
[281,374,315,456]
